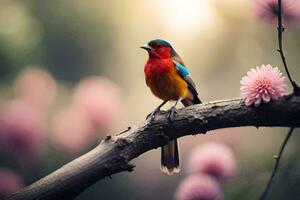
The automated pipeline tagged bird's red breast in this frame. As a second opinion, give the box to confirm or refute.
[144,58,188,101]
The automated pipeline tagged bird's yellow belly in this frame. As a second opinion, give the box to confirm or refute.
[148,72,188,101]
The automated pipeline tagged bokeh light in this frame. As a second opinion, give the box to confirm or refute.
[156,0,218,36]
[187,143,237,182]
[0,99,45,155]
[0,167,24,199]
[50,104,95,153]
[14,67,57,112]
[72,76,122,132]
[175,174,223,200]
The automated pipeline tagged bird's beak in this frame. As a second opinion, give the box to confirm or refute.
[140,44,151,51]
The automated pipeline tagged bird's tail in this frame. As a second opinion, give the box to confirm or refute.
[160,92,202,175]
[160,139,180,175]
[181,92,201,106]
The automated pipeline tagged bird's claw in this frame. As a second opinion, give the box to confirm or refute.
[167,106,177,121]
[146,109,160,121]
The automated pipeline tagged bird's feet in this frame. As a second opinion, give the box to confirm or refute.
[146,108,161,121]
[166,106,177,121]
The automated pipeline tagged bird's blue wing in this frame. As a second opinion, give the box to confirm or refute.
[173,60,190,76]
[172,54,201,104]
[173,59,199,98]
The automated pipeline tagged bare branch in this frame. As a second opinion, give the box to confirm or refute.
[277,0,300,94]
[259,2,299,198]
[7,96,300,200]
[260,127,294,200]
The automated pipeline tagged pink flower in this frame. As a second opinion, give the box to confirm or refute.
[187,143,236,182]
[175,174,223,200]
[0,99,45,155]
[240,64,286,107]
[72,76,122,132]
[14,67,57,112]
[253,0,300,25]
[50,104,95,153]
[0,167,24,199]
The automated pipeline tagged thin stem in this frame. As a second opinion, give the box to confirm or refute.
[277,0,300,93]
[259,127,295,200]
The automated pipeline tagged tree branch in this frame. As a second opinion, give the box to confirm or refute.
[277,0,300,94]
[259,1,300,198]
[260,127,294,200]
[7,95,300,200]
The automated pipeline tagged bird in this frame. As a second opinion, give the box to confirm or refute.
[141,39,202,175]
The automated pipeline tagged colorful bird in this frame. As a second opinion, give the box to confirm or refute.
[141,39,202,175]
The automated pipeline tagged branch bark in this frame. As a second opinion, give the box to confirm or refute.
[7,95,300,200]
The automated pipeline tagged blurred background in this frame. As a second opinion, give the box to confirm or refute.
[0,0,300,199]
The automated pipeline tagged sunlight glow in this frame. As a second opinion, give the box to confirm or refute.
[156,0,217,36]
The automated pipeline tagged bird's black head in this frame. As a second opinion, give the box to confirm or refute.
[141,39,177,58]
[148,39,172,48]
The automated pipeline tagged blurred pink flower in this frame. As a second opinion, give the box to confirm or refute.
[175,174,223,200]
[253,0,300,25]
[0,167,24,199]
[0,99,45,155]
[240,64,286,107]
[187,143,236,182]
[14,67,57,112]
[72,76,122,132]
[50,104,95,153]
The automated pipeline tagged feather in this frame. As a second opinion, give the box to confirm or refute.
[173,59,201,104]
[173,60,189,76]
[161,139,180,175]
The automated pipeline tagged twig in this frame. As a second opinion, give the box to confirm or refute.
[277,0,300,94]
[259,127,295,200]
[6,96,300,200]
[259,2,299,198]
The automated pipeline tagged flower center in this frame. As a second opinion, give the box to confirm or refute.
[254,77,272,94]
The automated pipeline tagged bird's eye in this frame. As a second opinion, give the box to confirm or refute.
[156,45,162,48]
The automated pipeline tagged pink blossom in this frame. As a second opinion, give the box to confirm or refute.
[253,0,300,25]
[187,143,236,182]
[0,167,24,199]
[240,64,286,107]
[14,67,57,112]
[175,174,223,200]
[50,104,95,153]
[72,76,122,132]
[0,99,45,155]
